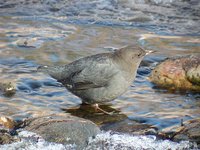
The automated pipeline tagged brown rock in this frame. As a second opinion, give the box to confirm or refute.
[0,116,16,130]
[149,54,200,91]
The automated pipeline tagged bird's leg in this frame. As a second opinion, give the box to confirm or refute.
[92,104,113,115]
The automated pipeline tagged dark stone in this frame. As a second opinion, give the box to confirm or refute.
[49,7,60,12]
[64,104,127,126]
[0,82,16,97]
[0,116,21,145]
[65,105,159,137]
[172,119,200,148]
[0,129,19,145]
[65,105,158,136]
[101,119,158,136]
[161,118,200,148]
[23,115,100,150]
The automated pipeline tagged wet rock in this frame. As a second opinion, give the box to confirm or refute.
[16,38,40,48]
[101,119,158,136]
[23,114,100,150]
[66,105,158,137]
[0,116,16,130]
[64,104,127,125]
[160,118,200,148]
[170,118,200,148]
[0,82,16,97]
[186,63,200,86]
[0,131,19,145]
[119,12,152,22]
[149,54,200,92]
[0,116,19,145]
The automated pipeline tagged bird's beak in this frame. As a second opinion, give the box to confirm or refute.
[145,50,156,55]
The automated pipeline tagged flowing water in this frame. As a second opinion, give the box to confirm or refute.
[0,130,197,150]
[0,0,200,149]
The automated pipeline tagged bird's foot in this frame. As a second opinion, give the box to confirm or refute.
[92,104,114,115]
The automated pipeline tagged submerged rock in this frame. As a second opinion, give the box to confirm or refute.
[65,104,127,125]
[149,54,200,92]
[16,38,41,48]
[66,105,158,137]
[101,119,158,136]
[0,82,16,97]
[23,114,100,150]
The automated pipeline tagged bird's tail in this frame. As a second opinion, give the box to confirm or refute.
[37,65,64,80]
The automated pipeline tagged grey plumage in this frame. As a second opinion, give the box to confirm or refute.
[38,45,147,104]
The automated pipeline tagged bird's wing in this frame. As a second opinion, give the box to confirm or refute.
[59,55,118,90]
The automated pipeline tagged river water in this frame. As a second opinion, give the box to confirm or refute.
[0,0,200,149]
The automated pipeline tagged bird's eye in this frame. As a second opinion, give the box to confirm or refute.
[132,53,142,59]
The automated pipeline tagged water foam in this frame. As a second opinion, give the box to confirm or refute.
[0,130,197,150]
[86,131,197,150]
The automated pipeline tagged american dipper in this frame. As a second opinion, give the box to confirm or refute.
[38,45,152,114]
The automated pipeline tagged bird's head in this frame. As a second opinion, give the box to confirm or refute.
[113,45,154,73]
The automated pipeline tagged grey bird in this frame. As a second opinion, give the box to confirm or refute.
[38,45,152,114]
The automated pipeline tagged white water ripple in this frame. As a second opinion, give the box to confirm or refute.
[86,131,197,150]
[0,130,197,150]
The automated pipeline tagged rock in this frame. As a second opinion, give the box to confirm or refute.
[161,118,200,148]
[101,119,158,136]
[0,131,19,145]
[0,116,16,130]
[186,64,200,86]
[23,114,100,150]
[16,38,40,48]
[66,105,158,136]
[0,82,16,97]
[0,116,19,145]
[119,12,152,22]
[172,119,200,148]
[64,104,127,125]
[149,54,200,92]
